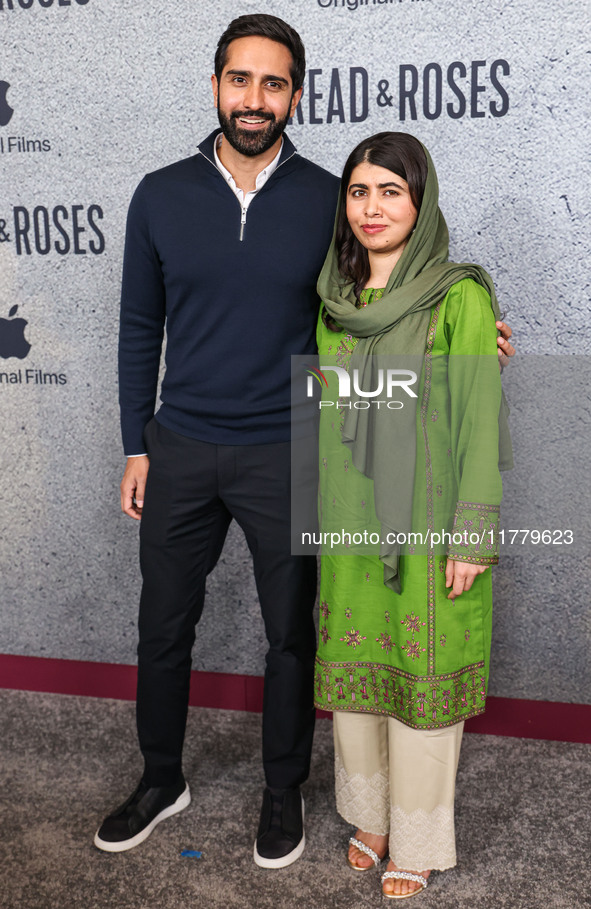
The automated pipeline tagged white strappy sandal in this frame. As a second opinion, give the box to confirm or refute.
[347,836,384,872]
[381,868,429,899]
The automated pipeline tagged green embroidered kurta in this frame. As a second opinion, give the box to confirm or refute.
[314,278,502,729]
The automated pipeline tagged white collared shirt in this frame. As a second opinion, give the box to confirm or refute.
[213,133,283,211]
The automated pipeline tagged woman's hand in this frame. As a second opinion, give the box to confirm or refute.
[445,558,488,599]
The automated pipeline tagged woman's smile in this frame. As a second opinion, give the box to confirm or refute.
[361,223,388,234]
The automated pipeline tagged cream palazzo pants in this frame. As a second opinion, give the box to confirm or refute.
[333,711,464,871]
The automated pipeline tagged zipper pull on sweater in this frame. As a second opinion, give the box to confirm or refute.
[240,206,247,242]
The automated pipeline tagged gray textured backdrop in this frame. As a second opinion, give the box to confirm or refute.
[0,0,589,703]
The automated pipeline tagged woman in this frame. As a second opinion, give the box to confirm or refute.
[313,132,511,898]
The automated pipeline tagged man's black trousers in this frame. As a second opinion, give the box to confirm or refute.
[136,419,318,790]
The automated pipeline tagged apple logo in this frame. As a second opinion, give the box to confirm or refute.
[0,81,14,128]
[0,305,31,359]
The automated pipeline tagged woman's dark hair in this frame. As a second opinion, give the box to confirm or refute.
[214,14,306,93]
[331,132,428,316]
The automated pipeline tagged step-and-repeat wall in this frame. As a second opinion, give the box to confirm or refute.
[1,0,589,703]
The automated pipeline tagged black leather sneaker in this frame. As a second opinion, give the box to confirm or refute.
[253,786,305,868]
[94,777,191,852]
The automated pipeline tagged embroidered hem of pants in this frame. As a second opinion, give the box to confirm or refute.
[333,710,464,871]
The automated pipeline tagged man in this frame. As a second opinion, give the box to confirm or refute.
[95,13,514,868]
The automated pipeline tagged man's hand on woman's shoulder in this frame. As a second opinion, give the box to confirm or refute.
[496,320,515,368]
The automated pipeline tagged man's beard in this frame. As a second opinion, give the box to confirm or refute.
[217,105,289,157]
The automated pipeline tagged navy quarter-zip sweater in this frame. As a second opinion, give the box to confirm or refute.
[119,130,340,455]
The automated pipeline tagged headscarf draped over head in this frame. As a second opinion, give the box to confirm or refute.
[317,136,512,592]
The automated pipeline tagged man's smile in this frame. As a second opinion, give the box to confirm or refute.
[232,111,274,129]
[238,117,268,127]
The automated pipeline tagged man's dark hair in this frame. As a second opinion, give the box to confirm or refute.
[214,14,306,93]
